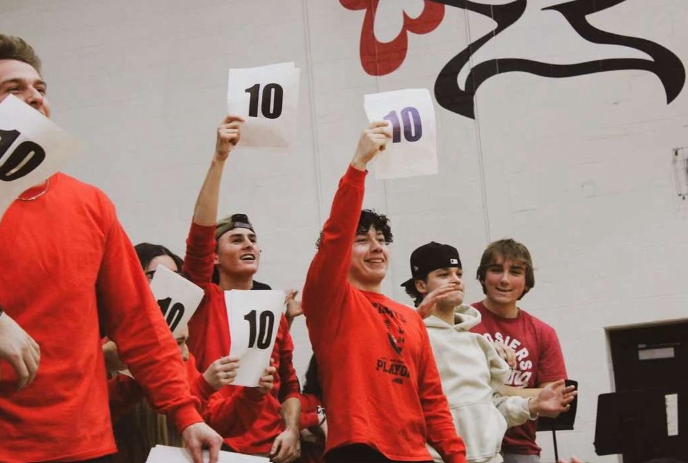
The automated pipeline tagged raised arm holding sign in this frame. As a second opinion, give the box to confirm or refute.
[301,122,467,463]
[183,112,301,461]
[363,88,438,179]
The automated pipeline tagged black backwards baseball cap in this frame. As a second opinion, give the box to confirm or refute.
[215,213,255,240]
[400,242,462,289]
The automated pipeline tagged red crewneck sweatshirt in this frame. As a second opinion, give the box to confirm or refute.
[183,222,301,454]
[302,165,466,462]
[0,173,202,463]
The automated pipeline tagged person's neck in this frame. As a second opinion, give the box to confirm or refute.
[434,302,457,325]
[219,271,254,291]
[482,298,519,319]
[349,277,383,294]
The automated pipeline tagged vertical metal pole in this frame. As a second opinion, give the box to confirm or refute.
[552,428,559,462]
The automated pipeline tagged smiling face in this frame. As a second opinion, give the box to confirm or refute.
[348,226,389,292]
[416,267,465,308]
[482,256,528,309]
[0,59,50,117]
[216,227,260,278]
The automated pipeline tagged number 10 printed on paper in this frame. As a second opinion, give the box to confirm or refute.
[364,88,438,180]
[226,290,286,387]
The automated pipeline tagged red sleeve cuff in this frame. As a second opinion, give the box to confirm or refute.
[345,163,368,185]
[189,222,216,243]
[193,375,217,402]
[301,411,320,429]
[283,391,301,402]
[169,402,204,432]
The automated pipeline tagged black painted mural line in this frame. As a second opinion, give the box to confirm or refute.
[341,0,686,120]
[430,0,686,119]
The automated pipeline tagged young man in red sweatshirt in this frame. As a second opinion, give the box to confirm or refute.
[301,122,466,463]
[470,239,568,463]
[184,115,301,463]
[0,34,222,463]
[106,244,277,463]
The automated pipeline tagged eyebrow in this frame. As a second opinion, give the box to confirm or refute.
[229,232,256,239]
[0,77,48,88]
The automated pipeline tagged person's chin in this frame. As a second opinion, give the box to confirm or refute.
[232,262,259,276]
[365,269,387,283]
[449,294,464,306]
[488,293,516,305]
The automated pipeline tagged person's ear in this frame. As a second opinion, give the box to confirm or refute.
[415,279,428,296]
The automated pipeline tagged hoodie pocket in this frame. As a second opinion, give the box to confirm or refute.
[450,401,508,461]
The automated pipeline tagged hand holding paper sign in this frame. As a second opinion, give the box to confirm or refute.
[181,422,223,463]
[215,115,244,161]
[0,94,79,221]
[203,356,240,390]
[256,360,276,395]
[227,63,300,150]
[363,88,438,179]
[351,121,393,171]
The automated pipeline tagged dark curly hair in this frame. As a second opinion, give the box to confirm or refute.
[316,209,393,249]
[356,209,393,243]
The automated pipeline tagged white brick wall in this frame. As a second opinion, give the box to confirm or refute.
[3,1,687,461]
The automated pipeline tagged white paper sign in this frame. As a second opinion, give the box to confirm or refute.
[150,265,204,337]
[364,88,438,180]
[145,444,269,463]
[227,62,300,150]
[0,95,80,221]
[226,290,285,387]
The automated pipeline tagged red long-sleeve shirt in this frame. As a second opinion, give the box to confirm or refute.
[0,173,202,463]
[183,222,301,454]
[108,353,215,423]
[299,393,326,463]
[302,165,466,463]
[108,351,265,447]
[299,393,322,430]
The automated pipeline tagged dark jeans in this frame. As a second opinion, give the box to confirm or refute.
[325,444,433,463]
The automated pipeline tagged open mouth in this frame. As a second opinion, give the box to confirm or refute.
[240,254,256,261]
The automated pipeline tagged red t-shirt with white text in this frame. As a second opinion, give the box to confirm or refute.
[470,302,567,456]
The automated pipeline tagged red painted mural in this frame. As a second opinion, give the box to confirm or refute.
[340,0,445,76]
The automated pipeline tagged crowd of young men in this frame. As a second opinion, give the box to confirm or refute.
[0,35,574,463]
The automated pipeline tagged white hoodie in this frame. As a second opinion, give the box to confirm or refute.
[424,305,534,463]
